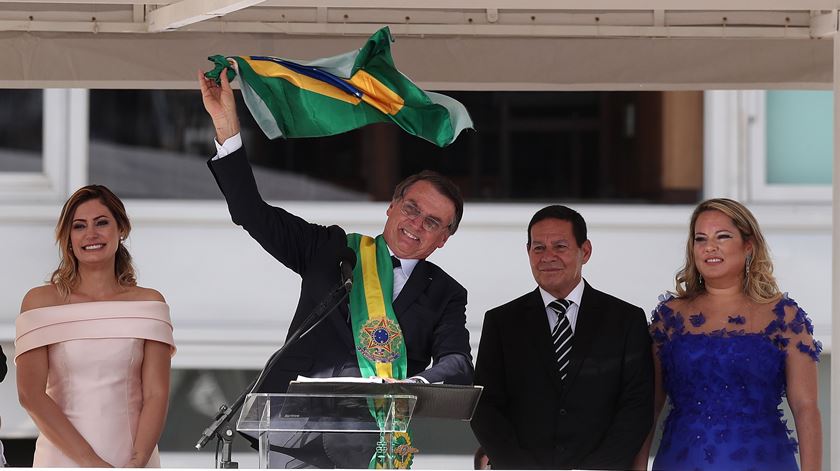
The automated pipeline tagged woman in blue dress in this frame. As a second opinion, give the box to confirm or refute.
[637,198,822,471]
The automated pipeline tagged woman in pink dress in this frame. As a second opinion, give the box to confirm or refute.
[15,185,175,468]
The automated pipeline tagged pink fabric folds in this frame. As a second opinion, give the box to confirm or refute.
[15,300,176,360]
[14,301,175,467]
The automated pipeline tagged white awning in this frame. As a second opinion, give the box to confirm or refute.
[0,1,837,89]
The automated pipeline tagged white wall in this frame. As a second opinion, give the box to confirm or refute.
[2,201,831,365]
[0,201,832,441]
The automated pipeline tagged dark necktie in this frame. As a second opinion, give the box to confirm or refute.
[391,255,401,268]
[549,299,573,381]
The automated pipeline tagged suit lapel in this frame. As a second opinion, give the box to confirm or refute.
[560,281,602,396]
[522,289,567,393]
[392,260,432,319]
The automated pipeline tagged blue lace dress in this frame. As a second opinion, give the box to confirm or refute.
[650,294,821,471]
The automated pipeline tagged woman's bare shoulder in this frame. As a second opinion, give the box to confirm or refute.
[20,285,64,313]
[127,286,166,303]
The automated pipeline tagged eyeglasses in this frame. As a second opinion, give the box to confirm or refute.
[399,200,450,233]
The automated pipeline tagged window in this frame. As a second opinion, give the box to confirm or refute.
[0,90,42,172]
[766,91,832,186]
[0,89,88,201]
[88,90,703,203]
[750,90,832,202]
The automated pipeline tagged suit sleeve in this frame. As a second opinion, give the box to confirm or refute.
[580,306,654,469]
[471,311,540,469]
[0,344,6,382]
[207,147,338,275]
[417,354,472,385]
[415,281,472,384]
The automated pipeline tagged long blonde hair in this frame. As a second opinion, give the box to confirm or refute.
[51,185,136,298]
[675,198,779,303]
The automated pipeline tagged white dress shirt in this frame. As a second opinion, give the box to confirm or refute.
[390,254,417,301]
[212,133,243,159]
[539,278,585,333]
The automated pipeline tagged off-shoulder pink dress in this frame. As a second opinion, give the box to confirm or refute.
[15,301,176,468]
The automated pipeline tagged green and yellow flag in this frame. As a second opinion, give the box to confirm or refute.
[204,27,472,147]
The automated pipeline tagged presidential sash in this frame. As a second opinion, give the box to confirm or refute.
[346,233,415,468]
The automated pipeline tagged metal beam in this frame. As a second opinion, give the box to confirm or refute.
[132,4,146,23]
[0,19,145,33]
[0,19,817,39]
[1,0,838,8]
[811,10,839,37]
[258,0,840,10]
[198,22,814,40]
[147,0,265,32]
[5,0,166,3]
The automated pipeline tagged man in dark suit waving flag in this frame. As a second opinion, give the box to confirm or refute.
[198,43,472,468]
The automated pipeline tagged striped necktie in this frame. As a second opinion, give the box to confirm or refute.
[549,299,573,381]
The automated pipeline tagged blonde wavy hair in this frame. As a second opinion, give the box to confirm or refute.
[51,185,136,298]
[675,198,779,303]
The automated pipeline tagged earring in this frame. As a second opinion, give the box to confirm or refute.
[744,253,752,288]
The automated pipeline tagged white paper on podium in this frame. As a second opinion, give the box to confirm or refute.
[295,375,385,384]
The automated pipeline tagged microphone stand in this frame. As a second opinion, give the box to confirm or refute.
[195,281,352,468]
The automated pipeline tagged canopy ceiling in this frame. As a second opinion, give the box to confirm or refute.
[1,1,839,90]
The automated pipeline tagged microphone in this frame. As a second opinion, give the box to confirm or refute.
[194,247,359,463]
[339,247,357,292]
[295,248,356,340]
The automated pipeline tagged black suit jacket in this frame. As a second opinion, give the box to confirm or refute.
[471,282,653,470]
[0,344,6,382]
[208,148,473,394]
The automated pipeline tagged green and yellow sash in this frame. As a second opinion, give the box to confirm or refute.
[346,233,415,469]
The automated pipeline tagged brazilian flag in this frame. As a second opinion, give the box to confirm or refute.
[204,27,472,147]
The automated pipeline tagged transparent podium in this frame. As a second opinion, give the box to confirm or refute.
[237,393,417,469]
